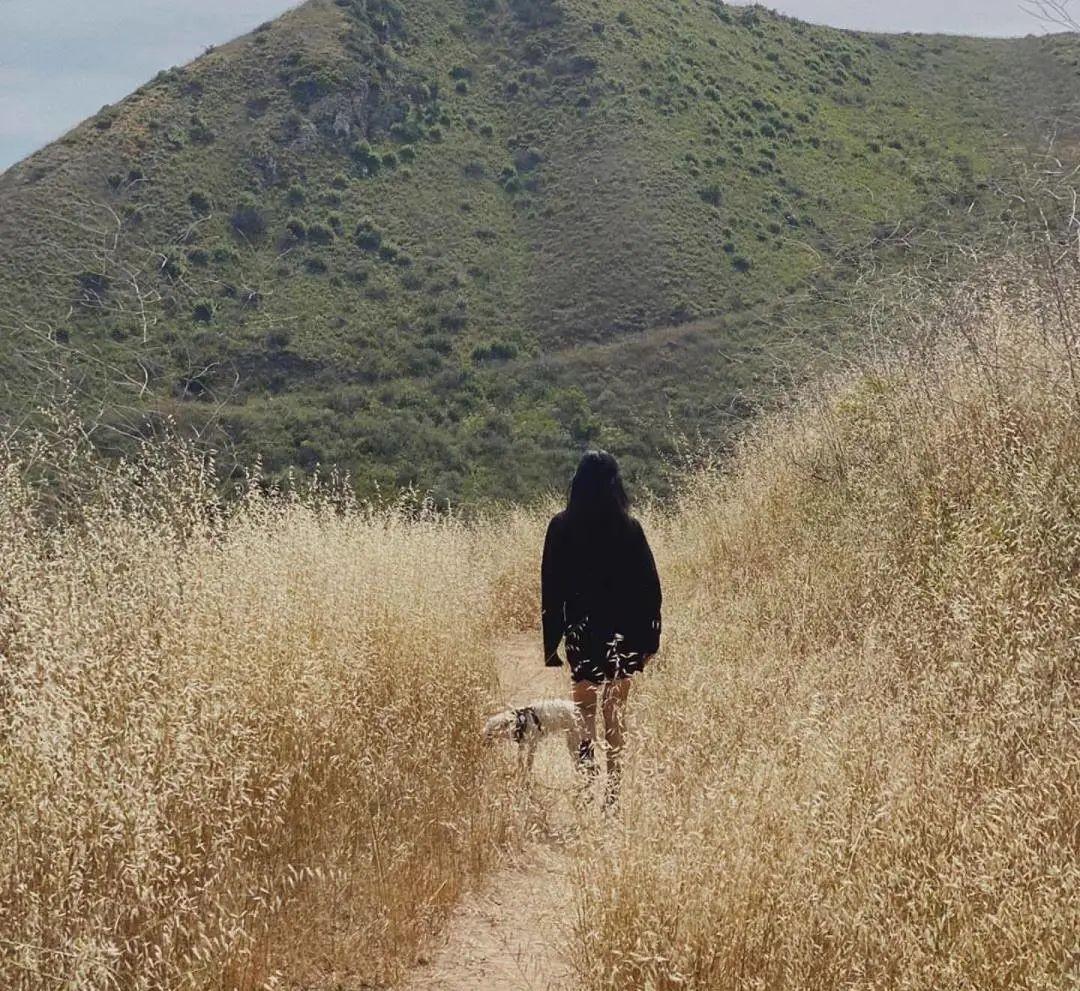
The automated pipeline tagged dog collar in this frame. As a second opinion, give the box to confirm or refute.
[513,706,541,741]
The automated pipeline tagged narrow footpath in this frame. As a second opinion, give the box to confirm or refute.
[399,633,577,991]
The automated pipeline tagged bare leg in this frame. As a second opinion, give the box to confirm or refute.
[602,677,632,807]
[571,680,599,783]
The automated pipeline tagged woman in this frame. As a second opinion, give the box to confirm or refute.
[541,450,662,804]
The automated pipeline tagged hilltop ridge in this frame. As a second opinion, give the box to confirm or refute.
[2,0,1078,500]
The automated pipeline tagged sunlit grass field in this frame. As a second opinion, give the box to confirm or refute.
[2,268,1077,988]
[0,455,539,988]
[571,273,1080,988]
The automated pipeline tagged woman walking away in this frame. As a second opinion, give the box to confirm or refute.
[541,450,662,806]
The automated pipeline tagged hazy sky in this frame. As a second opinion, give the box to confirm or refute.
[0,0,300,171]
[0,0,1064,171]
[741,0,1058,35]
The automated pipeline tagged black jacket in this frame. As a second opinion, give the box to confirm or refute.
[541,510,662,662]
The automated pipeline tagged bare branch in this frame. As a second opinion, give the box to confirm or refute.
[1021,0,1080,31]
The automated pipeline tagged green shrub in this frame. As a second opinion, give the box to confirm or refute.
[331,172,350,189]
[471,340,518,363]
[731,254,752,272]
[390,118,425,143]
[699,183,723,206]
[187,248,210,267]
[282,111,303,140]
[398,145,416,163]
[188,114,215,144]
[455,80,469,95]
[308,222,334,245]
[382,151,399,169]
[231,193,266,238]
[286,183,306,206]
[354,219,383,252]
[513,147,543,172]
[212,245,239,265]
[286,217,308,240]
[288,69,337,108]
[510,0,561,27]
[350,140,381,176]
[160,251,185,280]
[192,298,215,323]
[188,189,212,215]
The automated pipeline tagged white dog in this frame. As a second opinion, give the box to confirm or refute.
[483,699,583,775]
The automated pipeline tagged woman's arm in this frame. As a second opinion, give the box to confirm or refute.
[541,516,566,665]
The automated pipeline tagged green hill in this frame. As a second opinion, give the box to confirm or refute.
[1,0,1077,501]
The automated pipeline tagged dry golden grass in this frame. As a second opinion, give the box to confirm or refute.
[570,276,1080,989]
[2,271,1078,990]
[0,448,535,990]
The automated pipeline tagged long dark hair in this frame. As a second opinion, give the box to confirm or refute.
[566,450,630,521]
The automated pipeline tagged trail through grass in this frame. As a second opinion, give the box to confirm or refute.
[401,633,573,991]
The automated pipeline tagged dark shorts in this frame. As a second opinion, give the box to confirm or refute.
[565,622,649,683]
[568,650,648,684]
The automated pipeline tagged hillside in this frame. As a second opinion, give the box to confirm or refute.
[2,0,1079,500]
[2,261,1076,989]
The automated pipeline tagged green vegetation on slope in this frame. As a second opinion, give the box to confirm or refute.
[2,0,1078,501]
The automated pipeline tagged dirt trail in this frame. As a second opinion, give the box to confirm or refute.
[399,633,578,991]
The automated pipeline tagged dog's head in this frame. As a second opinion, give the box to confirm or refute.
[483,710,517,744]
